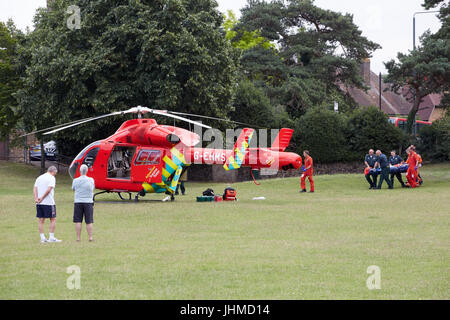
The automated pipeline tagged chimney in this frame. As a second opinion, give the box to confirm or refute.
[360,58,371,85]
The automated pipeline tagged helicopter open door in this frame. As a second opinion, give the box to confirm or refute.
[132,147,163,184]
[107,145,136,180]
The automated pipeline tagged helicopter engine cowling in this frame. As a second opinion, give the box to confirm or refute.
[107,119,199,148]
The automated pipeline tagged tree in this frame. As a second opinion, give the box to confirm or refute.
[293,106,348,163]
[223,10,274,51]
[417,114,450,161]
[384,0,449,135]
[423,0,449,24]
[0,20,23,138]
[384,32,450,134]
[281,0,380,89]
[16,0,238,156]
[228,79,274,128]
[235,0,380,118]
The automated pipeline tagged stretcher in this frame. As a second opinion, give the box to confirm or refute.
[365,164,409,175]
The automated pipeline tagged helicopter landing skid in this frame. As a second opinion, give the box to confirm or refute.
[93,190,175,203]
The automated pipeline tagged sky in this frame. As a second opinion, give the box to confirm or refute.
[0,0,442,74]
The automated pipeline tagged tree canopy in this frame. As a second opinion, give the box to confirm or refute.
[6,0,427,164]
[16,0,238,155]
[233,0,379,119]
[0,20,23,138]
[384,1,449,134]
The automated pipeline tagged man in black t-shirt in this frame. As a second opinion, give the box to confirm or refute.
[364,149,379,189]
[375,150,393,189]
[389,150,406,188]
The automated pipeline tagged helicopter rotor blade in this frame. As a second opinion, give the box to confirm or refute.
[167,111,264,128]
[23,105,212,137]
[43,110,131,135]
[149,109,212,129]
[19,117,97,137]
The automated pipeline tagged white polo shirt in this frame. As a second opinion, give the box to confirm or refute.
[34,172,56,206]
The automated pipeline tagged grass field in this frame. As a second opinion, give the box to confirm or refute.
[0,160,449,299]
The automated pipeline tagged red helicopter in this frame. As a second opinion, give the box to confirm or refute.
[24,106,302,201]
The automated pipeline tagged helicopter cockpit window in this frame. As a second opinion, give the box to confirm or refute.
[74,141,101,161]
[82,147,99,168]
[107,146,136,179]
[134,150,161,166]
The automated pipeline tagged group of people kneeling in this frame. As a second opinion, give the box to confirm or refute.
[364,145,423,190]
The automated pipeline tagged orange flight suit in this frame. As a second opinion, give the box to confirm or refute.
[416,154,423,185]
[406,151,418,188]
[301,155,314,192]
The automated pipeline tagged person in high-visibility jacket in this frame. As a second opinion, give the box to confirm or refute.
[415,150,423,186]
[300,150,314,193]
[405,147,419,188]
[175,166,189,195]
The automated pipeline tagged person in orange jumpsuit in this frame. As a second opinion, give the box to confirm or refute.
[405,147,419,188]
[415,151,423,186]
[300,150,314,193]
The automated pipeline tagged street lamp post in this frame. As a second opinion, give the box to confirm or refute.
[412,10,440,135]
[413,11,440,50]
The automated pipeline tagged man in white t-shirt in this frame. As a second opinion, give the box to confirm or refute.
[33,166,62,243]
[72,164,95,242]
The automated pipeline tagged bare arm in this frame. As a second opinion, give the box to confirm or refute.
[33,186,39,203]
[37,186,53,204]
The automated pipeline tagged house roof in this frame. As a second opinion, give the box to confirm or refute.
[341,70,441,121]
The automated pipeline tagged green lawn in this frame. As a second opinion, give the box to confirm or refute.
[0,160,449,299]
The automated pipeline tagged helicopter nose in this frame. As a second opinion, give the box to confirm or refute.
[293,155,302,169]
[279,152,302,170]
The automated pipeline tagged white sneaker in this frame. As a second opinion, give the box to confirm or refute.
[48,238,62,243]
[40,238,47,243]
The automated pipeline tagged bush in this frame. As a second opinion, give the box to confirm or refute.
[417,115,450,162]
[291,106,408,163]
[229,80,275,128]
[293,106,348,163]
[345,107,407,160]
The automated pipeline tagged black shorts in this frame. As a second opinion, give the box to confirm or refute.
[73,203,94,224]
[36,205,56,219]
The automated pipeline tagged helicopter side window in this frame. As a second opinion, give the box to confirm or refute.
[82,147,99,168]
[107,146,136,179]
[136,151,150,164]
[134,150,161,166]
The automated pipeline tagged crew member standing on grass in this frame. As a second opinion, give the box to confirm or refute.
[412,146,423,185]
[72,164,95,242]
[364,149,378,189]
[300,150,314,193]
[405,147,419,188]
[33,166,62,243]
[389,150,406,188]
[374,150,393,189]
[175,166,189,196]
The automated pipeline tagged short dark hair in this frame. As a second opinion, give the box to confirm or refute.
[303,150,309,155]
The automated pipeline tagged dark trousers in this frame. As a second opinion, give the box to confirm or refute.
[365,172,378,187]
[175,181,185,195]
[377,167,393,189]
[390,172,405,187]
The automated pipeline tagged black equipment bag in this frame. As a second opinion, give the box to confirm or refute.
[202,188,215,197]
